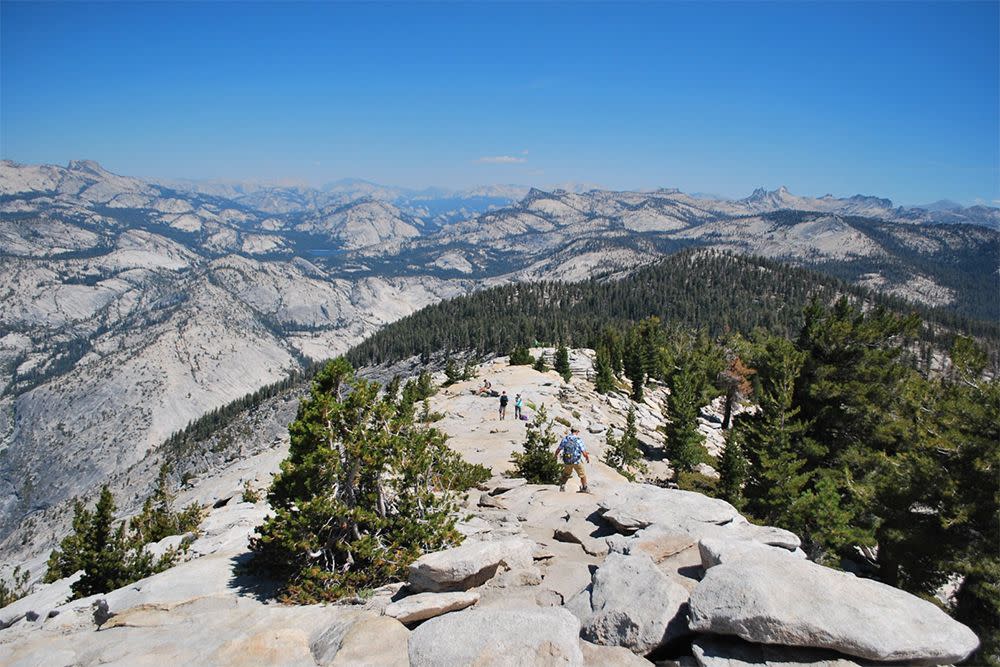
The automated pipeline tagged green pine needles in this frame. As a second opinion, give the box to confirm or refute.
[45,469,202,599]
[511,405,563,484]
[603,406,647,481]
[249,358,488,603]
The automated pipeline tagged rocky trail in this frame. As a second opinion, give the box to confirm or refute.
[0,355,980,666]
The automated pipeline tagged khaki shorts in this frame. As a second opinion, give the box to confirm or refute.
[561,463,587,482]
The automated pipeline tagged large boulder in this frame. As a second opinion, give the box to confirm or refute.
[408,606,585,666]
[383,591,479,625]
[688,557,980,665]
[568,552,690,655]
[599,485,740,536]
[408,538,535,593]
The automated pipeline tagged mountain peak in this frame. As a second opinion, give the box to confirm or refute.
[66,159,109,176]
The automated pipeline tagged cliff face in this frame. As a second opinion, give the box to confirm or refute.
[0,356,979,666]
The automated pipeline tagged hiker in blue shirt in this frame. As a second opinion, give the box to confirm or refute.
[555,427,590,492]
[514,393,523,420]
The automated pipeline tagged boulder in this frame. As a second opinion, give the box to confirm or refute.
[554,518,609,557]
[688,557,980,665]
[327,615,410,666]
[698,537,805,570]
[383,591,480,625]
[599,485,740,536]
[616,526,697,563]
[408,606,585,666]
[568,552,690,655]
[0,571,83,629]
[408,538,535,593]
[691,635,872,666]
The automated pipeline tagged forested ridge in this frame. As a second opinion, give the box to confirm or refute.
[347,250,998,368]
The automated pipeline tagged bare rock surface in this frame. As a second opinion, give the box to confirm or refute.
[688,557,980,665]
[407,606,585,666]
[0,570,82,629]
[690,635,880,667]
[568,552,690,655]
[383,590,480,624]
[698,537,805,570]
[408,537,536,592]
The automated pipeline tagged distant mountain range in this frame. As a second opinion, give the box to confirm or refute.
[0,158,997,568]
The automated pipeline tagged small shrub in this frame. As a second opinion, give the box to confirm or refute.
[511,406,563,484]
[242,481,262,504]
[509,346,534,366]
[0,566,30,607]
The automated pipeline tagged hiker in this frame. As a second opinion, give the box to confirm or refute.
[499,390,509,419]
[555,427,590,492]
[478,379,492,395]
[514,393,523,420]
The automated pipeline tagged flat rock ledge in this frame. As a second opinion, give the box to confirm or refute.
[408,606,584,666]
[687,556,980,665]
[383,591,479,625]
[408,537,535,593]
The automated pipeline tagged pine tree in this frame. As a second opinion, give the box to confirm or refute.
[511,405,562,484]
[602,406,645,481]
[593,346,615,394]
[249,358,487,602]
[532,354,548,372]
[509,346,534,366]
[554,345,572,383]
[664,361,707,473]
[623,329,645,401]
[70,486,160,598]
[717,433,749,509]
[444,358,462,385]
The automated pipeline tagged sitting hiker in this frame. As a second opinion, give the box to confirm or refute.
[555,427,590,492]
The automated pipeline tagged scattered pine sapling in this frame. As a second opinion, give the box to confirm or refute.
[594,346,616,394]
[511,405,562,484]
[533,354,548,372]
[554,345,572,383]
[602,406,646,481]
[509,346,534,366]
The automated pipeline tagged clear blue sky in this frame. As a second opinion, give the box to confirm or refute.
[2,1,997,204]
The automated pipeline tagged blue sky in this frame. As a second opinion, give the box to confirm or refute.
[2,1,997,204]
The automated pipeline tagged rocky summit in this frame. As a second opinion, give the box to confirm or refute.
[0,357,980,666]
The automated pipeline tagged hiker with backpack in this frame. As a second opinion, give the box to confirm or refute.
[499,390,509,419]
[555,426,590,492]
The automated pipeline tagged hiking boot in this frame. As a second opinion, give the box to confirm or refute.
[559,484,565,492]
[579,485,589,493]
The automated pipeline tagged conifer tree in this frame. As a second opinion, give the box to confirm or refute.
[594,346,615,394]
[444,358,461,385]
[554,345,572,382]
[623,329,645,401]
[250,358,486,602]
[664,361,707,473]
[532,354,548,372]
[511,405,562,484]
[717,434,748,509]
[509,346,534,366]
[602,406,646,481]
